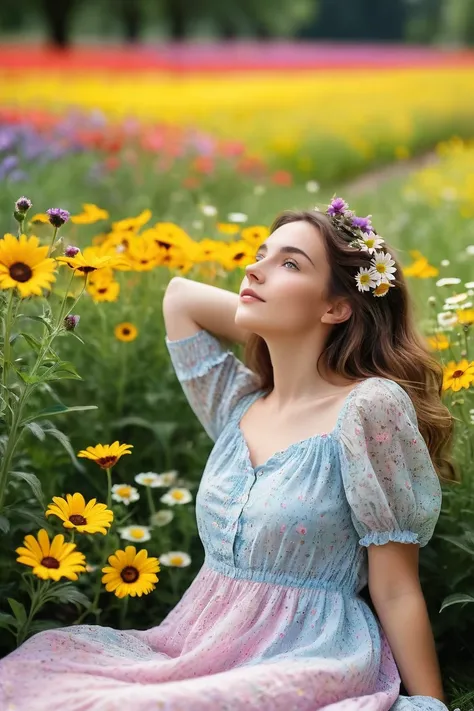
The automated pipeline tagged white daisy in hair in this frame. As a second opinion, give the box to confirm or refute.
[118,525,151,542]
[159,551,192,567]
[160,487,193,506]
[135,472,163,488]
[356,232,385,255]
[355,267,378,293]
[369,252,397,283]
[111,484,140,506]
[150,510,174,527]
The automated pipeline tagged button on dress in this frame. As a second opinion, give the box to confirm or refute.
[0,329,448,711]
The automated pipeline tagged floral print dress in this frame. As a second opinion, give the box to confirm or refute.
[0,329,448,711]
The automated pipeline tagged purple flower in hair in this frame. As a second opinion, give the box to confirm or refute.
[327,197,348,216]
[47,208,70,228]
[351,215,373,234]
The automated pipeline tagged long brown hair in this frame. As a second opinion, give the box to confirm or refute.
[243,209,458,484]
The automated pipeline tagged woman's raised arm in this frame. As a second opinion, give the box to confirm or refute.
[162,277,250,345]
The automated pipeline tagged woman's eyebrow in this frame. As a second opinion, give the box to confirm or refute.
[258,243,315,266]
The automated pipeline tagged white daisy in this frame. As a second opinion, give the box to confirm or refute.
[111,484,140,506]
[157,470,178,487]
[118,525,151,542]
[135,472,163,488]
[465,281,474,289]
[445,293,469,305]
[200,205,217,217]
[150,510,174,527]
[436,277,462,287]
[159,487,193,506]
[355,268,378,293]
[159,551,192,567]
[356,233,385,255]
[227,212,248,223]
[467,246,474,256]
[437,312,458,328]
[440,259,450,267]
[305,180,320,193]
[369,251,396,283]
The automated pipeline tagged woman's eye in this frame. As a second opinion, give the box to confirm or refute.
[283,259,298,270]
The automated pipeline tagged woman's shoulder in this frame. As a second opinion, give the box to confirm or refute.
[347,376,416,419]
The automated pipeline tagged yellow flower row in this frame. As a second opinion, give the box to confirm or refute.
[4,67,474,166]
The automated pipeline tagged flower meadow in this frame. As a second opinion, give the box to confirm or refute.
[1,49,474,707]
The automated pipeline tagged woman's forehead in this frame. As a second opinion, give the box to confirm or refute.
[268,221,324,259]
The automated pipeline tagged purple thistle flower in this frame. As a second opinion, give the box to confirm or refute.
[351,215,373,234]
[15,196,32,214]
[64,315,80,331]
[64,245,80,257]
[47,207,70,228]
[327,197,348,216]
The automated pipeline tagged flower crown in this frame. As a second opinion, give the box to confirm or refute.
[318,196,397,298]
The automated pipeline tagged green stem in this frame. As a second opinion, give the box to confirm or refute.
[16,580,50,647]
[55,270,76,328]
[106,468,112,510]
[1,289,15,423]
[116,344,127,416]
[119,594,129,629]
[47,227,58,258]
[146,487,156,518]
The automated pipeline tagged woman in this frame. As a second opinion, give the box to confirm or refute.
[0,198,455,711]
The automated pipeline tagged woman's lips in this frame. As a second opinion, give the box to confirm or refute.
[240,294,264,302]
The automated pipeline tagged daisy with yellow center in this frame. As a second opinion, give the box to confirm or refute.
[355,268,378,293]
[16,529,86,581]
[118,525,151,542]
[357,233,385,255]
[114,322,138,342]
[159,551,191,567]
[0,233,56,297]
[102,545,160,598]
[160,487,193,506]
[134,472,163,487]
[442,359,474,392]
[45,493,114,534]
[77,440,133,469]
[112,484,140,505]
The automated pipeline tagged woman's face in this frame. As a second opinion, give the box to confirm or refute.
[235,220,343,337]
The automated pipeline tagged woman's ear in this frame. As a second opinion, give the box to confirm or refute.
[321,298,352,326]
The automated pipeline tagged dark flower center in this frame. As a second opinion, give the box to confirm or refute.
[156,240,171,251]
[97,455,118,468]
[97,287,108,294]
[78,266,97,273]
[41,556,60,569]
[69,514,87,526]
[233,252,245,262]
[121,566,139,583]
[9,262,33,283]
[122,328,131,336]
[453,370,464,378]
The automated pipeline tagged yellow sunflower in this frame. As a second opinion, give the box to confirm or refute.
[102,545,160,598]
[16,528,86,581]
[111,209,152,233]
[114,322,138,342]
[241,225,269,247]
[0,233,56,297]
[217,223,241,235]
[87,278,120,303]
[443,358,474,392]
[56,246,127,274]
[77,440,133,469]
[426,333,450,351]
[456,309,474,326]
[45,492,114,534]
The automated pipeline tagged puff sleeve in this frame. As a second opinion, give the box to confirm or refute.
[165,329,260,442]
[339,378,443,548]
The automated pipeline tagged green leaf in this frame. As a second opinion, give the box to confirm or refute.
[21,314,54,333]
[440,593,474,612]
[25,422,46,441]
[437,534,474,557]
[19,332,43,354]
[13,368,43,385]
[11,471,45,507]
[48,585,90,609]
[21,404,98,426]
[12,506,50,530]
[0,515,10,533]
[8,598,27,626]
[0,612,16,631]
[41,426,85,472]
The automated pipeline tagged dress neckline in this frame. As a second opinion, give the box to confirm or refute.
[236,377,377,474]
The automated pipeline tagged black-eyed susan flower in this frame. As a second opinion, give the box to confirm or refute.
[77,440,133,469]
[217,223,241,235]
[101,545,160,598]
[118,525,151,543]
[159,487,192,506]
[0,233,56,297]
[87,277,120,303]
[426,333,450,351]
[442,359,474,392]
[159,551,191,567]
[241,225,269,248]
[56,246,127,274]
[16,529,86,581]
[111,484,140,505]
[114,322,138,342]
[71,203,109,225]
[45,493,114,534]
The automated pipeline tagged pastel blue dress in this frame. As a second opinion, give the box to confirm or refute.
[0,328,448,711]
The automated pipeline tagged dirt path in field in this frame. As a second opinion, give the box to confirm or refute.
[344,150,438,195]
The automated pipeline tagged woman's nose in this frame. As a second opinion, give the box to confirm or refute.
[245,261,263,282]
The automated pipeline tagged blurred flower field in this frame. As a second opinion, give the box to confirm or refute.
[1,43,474,708]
